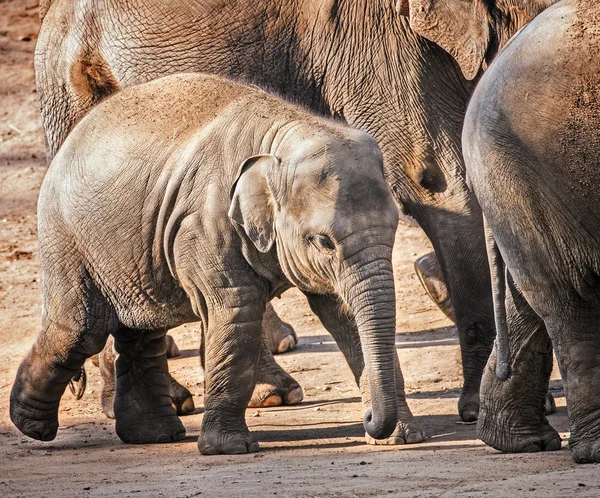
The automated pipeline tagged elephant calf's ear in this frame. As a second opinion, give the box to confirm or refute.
[228,154,279,253]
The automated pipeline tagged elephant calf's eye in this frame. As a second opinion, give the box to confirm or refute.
[308,234,336,254]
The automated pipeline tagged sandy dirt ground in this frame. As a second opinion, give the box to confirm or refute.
[1,1,599,496]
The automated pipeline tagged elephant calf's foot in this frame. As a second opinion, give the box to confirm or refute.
[10,391,59,441]
[198,412,259,455]
[478,415,561,453]
[116,408,186,444]
[247,350,303,408]
[365,419,426,445]
[170,375,195,415]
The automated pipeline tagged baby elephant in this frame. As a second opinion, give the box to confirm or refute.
[11,73,406,455]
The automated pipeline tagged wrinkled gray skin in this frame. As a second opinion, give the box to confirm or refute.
[35,0,557,422]
[10,73,417,454]
[463,0,600,463]
[92,334,197,419]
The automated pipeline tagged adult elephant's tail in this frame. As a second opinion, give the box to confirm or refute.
[485,217,511,381]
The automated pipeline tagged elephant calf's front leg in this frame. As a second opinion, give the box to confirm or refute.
[198,294,264,455]
[113,328,186,444]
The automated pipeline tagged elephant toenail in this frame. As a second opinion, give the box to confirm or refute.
[285,387,303,405]
[261,394,283,407]
[180,397,195,415]
[277,335,296,353]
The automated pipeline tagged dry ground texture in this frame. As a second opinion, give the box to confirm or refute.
[1,1,600,496]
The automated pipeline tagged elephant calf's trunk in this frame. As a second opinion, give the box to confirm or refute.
[345,265,399,440]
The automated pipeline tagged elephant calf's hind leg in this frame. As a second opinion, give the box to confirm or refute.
[113,328,186,444]
[10,270,112,441]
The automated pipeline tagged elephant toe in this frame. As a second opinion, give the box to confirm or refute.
[277,334,297,354]
[248,382,302,408]
[570,438,600,464]
[365,420,426,445]
[284,386,303,405]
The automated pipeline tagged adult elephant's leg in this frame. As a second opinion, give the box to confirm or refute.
[417,200,496,422]
[545,306,600,463]
[10,266,113,441]
[199,324,303,408]
[477,273,560,453]
[414,251,557,415]
[305,293,425,444]
[198,293,264,455]
[414,252,456,322]
[261,302,297,354]
[113,327,186,444]
[249,338,303,407]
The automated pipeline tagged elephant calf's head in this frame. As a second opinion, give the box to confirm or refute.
[229,128,399,295]
[229,127,400,440]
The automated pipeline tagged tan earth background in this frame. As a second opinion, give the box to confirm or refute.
[1,1,599,496]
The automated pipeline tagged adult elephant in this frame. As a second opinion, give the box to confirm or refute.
[463,0,600,463]
[35,0,552,422]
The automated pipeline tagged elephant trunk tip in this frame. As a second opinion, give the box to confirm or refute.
[363,408,396,440]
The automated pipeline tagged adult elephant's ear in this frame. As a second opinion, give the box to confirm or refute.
[228,154,280,253]
[397,0,490,80]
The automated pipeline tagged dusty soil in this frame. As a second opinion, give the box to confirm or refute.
[0,1,598,496]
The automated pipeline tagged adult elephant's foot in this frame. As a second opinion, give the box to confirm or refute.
[113,331,186,444]
[414,252,456,322]
[570,437,600,464]
[365,419,426,445]
[248,345,303,407]
[170,375,195,415]
[458,389,480,423]
[544,392,557,415]
[262,302,297,354]
[478,410,561,453]
[198,411,259,455]
[165,334,181,358]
